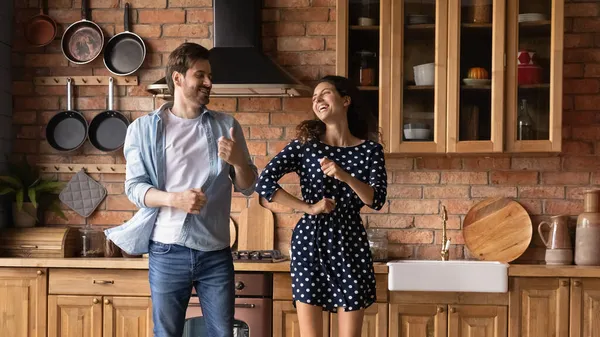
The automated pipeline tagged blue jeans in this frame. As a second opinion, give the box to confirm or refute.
[148,241,234,337]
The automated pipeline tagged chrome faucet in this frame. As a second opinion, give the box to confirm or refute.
[441,205,450,261]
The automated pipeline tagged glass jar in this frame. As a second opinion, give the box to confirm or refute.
[367,229,388,262]
[79,227,106,257]
[355,50,376,86]
[517,99,535,140]
[575,189,600,266]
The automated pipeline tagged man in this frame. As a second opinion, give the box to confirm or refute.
[105,42,258,337]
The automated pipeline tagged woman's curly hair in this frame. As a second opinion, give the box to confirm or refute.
[295,75,381,145]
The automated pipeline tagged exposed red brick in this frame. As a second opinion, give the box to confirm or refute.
[386,158,414,171]
[564,34,595,49]
[441,172,488,185]
[443,199,478,214]
[388,230,434,244]
[88,211,133,225]
[249,126,284,140]
[416,157,462,170]
[163,24,210,38]
[387,186,422,199]
[511,157,561,171]
[462,157,511,171]
[545,200,583,216]
[471,186,517,198]
[246,141,268,156]
[281,8,330,22]
[564,78,600,94]
[365,215,413,229]
[187,9,214,23]
[389,200,438,214]
[434,230,464,245]
[563,156,600,171]
[207,98,237,112]
[306,22,336,35]
[265,0,310,7]
[542,172,590,185]
[564,63,584,78]
[423,186,469,199]
[263,22,306,36]
[139,10,185,23]
[167,0,211,7]
[394,172,440,184]
[490,171,538,185]
[232,113,269,125]
[519,186,565,199]
[414,215,461,230]
[238,98,282,111]
[566,3,600,17]
[416,245,463,260]
[573,17,600,32]
[278,37,325,51]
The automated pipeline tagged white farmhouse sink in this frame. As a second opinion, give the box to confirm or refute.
[387,260,509,293]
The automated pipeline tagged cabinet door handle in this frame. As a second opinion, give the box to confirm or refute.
[104,299,111,305]
[93,298,99,304]
[450,307,456,313]
[93,280,114,284]
[561,280,569,287]
[20,245,38,249]
[574,281,581,287]
[437,306,444,313]
[36,270,43,275]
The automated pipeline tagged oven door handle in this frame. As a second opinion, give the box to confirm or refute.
[188,303,256,309]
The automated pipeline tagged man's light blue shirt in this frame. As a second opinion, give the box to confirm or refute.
[105,102,257,255]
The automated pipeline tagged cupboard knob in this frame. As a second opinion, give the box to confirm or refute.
[437,307,444,313]
[574,281,581,287]
[104,299,111,305]
[561,280,569,287]
[450,307,456,313]
[93,298,99,304]
[36,270,43,275]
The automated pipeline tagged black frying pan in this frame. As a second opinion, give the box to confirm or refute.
[46,78,88,152]
[103,3,146,76]
[88,77,130,152]
[61,0,104,64]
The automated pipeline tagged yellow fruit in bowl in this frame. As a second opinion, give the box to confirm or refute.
[467,67,489,79]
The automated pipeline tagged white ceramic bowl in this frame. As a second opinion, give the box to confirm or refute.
[413,63,435,86]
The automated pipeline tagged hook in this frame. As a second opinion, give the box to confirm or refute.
[53,78,59,83]
[40,79,46,84]
[96,166,101,171]
[67,166,73,171]
[110,166,115,171]
[96,77,102,83]
[54,166,59,171]
[81,78,88,84]
[124,78,130,83]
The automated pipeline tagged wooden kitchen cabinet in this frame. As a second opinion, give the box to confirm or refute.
[389,303,447,337]
[48,295,152,337]
[0,267,47,337]
[331,303,388,337]
[569,278,600,337]
[336,0,564,154]
[448,305,507,337]
[508,277,569,337]
[273,300,330,337]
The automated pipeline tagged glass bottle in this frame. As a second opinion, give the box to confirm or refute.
[367,228,388,261]
[356,50,376,86]
[517,99,535,140]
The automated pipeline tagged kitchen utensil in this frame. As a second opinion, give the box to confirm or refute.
[463,197,532,262]
[88,77,130,152]
[229,217,236,248]
[103,3,146,76]
[403,123,431,140]
[413,63,434,86]
[59,169,107,218]
[237,194,274,251]
[538,215,571,249]
[24,0,57,47]
[46,78,88,152]
[61,0,104,64]
[462,78,491,86]
[575,189,600,266]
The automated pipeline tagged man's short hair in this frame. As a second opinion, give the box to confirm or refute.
[165,42,211,94]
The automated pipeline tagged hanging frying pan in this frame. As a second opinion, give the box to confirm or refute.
[88,77,130,152]
[24,0,57,47]
[46,78,88,152]
[103,3,146,76]
[61,0,104,64]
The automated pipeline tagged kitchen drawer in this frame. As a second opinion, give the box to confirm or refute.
[49,268,150,296]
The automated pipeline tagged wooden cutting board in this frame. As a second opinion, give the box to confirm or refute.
[462,197,532,263]
[237,194,274,250]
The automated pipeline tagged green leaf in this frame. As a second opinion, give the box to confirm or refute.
[0,176,22,189]
[15,189,23,212]
[28,187,37,209]
[35,181,65,194]
[0,186,15,195]
[49,200,68,221]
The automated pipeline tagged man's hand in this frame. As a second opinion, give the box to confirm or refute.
[218,127,246,167]
[307,198,336,215]
[320,157,350,182]
[168,188,206,214]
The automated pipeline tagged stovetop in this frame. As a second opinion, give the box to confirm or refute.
[232,250,286,263]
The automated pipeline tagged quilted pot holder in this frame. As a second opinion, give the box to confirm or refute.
[59,169,107,218]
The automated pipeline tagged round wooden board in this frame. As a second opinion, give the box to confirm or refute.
[462,197,532,263]
[229,218,236,248]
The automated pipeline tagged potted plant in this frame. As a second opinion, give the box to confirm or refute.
[0,159,67,227]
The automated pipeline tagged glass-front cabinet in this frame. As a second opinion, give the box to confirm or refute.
[336,0,564,154]
[505,0,564,152]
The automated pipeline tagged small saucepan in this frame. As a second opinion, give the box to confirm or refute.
[103,3,146,76]
[61,0,104,64]
[46,78,88,152]
[24,0,57,47]
[88,77,130,152]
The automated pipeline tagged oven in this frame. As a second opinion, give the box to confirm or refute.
[183,272,273,337]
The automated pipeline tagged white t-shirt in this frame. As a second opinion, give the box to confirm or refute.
[151,109,209,243]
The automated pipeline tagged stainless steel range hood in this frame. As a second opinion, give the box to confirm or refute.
[146,0,311,98]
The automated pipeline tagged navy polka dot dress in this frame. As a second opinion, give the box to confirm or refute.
[256,139,387,312]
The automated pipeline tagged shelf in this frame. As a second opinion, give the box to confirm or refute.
[518,84,550,89]
[358,86,379,91]
[37,164,126,174]
[350,25,379,31]
[462,85,491,90]
[405,24,435,30]
[406,85,434,90]
[519,20,551,35]
[34,76,138,86]
[462,23,492,29]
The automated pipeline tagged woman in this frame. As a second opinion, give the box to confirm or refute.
[255,75,387,337]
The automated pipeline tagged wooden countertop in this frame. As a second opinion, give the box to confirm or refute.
[0,258,389,274]
[508,264,600,278]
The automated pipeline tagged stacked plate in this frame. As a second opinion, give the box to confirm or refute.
[518,13,546,23]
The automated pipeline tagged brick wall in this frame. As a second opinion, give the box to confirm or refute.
[0,1,13,228]
[9,0,599,261]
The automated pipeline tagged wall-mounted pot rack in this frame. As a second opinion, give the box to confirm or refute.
[37,163,126,174]
[33,76,138,86]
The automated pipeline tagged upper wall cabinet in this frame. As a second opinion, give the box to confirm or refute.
[336,0,564,154]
